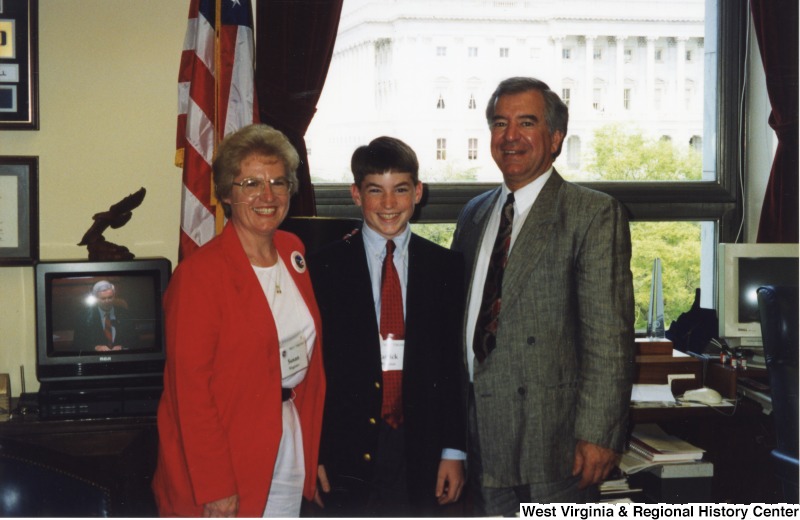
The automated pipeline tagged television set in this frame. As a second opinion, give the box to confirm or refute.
[717,243,799,348]
[34,257,172,417]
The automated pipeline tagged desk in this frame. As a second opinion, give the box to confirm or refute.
[627,352,781,503]
[630,399,735,423]
[628,390,781,504]
[0,406,158,517]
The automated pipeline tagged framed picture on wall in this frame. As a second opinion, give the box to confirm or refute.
[0,156,38,265]
[0,0,39,130]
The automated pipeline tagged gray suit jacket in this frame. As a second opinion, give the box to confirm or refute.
[452,171,635,487]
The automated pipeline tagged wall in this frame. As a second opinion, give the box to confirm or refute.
[0,1,186,395]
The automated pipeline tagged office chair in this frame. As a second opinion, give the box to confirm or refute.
[279,216,361,256]
[757,285,799,504]
[0,438,111,517]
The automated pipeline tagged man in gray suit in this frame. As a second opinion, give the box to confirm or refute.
[452,76,635,513]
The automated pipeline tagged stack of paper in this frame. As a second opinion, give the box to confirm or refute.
[627,423,705,463]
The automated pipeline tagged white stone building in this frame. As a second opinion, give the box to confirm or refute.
[306,0,705,183]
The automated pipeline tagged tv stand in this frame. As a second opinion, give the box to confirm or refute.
[1,401,159,517]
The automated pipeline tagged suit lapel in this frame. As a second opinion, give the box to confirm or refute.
[219,222,277,349]
[404,235,429,358]
[346,232,382,342]
[501,172,563,311]
[462,188,502,294]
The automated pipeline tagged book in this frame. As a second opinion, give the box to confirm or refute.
[627,423,705,463]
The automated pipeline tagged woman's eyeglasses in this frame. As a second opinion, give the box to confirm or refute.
[231,177,293,198]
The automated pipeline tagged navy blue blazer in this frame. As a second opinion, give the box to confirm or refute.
[309,227,466,507]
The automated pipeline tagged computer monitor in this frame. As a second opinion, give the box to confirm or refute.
[717,243,799,348]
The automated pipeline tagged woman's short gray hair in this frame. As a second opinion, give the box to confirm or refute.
[213,124,300,217]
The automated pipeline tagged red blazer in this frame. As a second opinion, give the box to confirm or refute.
[152,223,325,517]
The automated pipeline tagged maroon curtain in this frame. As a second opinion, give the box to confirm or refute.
[751,0,799,243]
[255,0,344,217]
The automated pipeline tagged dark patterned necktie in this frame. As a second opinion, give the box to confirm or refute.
[103,314,113,346]
[379,240,404,428]
[473,192,515,363]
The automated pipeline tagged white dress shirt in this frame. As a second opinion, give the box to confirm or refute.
[465,168,553,381]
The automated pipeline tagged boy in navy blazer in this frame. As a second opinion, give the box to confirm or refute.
[309,137,466,516]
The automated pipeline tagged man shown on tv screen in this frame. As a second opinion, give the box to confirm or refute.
[72,280,140,352]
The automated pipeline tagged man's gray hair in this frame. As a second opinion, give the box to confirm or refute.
[92,280,115,296]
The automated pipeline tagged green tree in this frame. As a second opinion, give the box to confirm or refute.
[629,222,702,331]
[586,124,702,181]
[585,124,704,331]
[411,223,456,248]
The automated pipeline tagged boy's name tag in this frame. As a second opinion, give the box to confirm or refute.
[380,334,405,372]
[280,332,308,378]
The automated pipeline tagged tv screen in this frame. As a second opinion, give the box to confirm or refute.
[737,257,799,324]
[35,258,172,385]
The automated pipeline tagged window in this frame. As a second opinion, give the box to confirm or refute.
[567,136,581,169]
[468,138,478,160]
[499,47,509,58]
[436,46,446,57]
[593,48,603,60]
[468,46,478,57]
[592,88,603,111]
[655,48,664,62]
[306,0,746,318]
[436,138,447,160]
[436,95,445,109]
[654,84,664,110]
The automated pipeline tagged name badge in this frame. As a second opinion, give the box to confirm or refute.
[380,334,405,372]
[280,332,308,378]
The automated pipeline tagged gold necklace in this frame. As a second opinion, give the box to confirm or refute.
[275,258,282,295]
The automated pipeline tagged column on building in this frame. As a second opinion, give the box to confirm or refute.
[645,36,656,115]
[614,35,626,115]
[585,35,596,114]
[552,35,564,101]
[675,36,687,115]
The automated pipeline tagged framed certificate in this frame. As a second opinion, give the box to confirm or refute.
[0,156,38,265]
[0,0,38,130]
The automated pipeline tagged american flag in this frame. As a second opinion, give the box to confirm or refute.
[176,0,258,260]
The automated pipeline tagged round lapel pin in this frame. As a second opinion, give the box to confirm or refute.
[291,251,307,273]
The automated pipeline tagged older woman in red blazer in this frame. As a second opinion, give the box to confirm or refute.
[152,125,325,517]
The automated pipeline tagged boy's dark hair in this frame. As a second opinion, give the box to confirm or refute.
[350,136,419,187]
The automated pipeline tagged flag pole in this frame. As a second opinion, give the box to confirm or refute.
[212,0,225,235]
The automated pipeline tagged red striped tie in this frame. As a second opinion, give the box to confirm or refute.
[103,314,113,346]
[473,192,515,363]
[380,240,404,428]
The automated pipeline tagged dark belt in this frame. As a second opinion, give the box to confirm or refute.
[281,388,293,401]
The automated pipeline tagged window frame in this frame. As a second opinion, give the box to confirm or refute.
[312,1,746,245]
